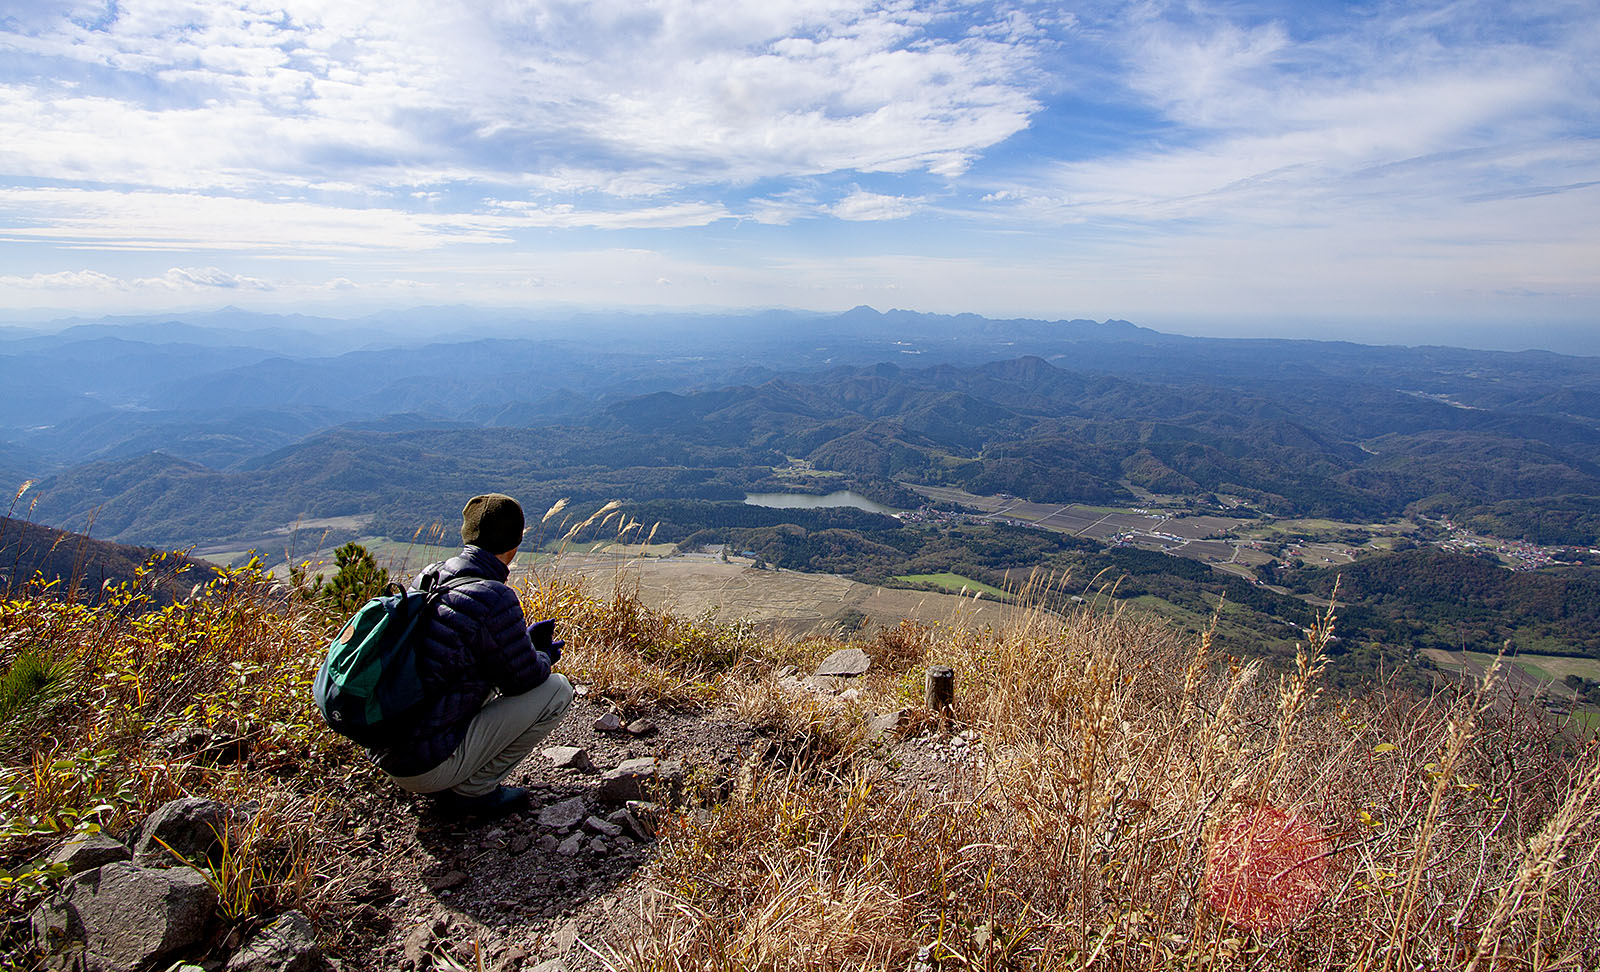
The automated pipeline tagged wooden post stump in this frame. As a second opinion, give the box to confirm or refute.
[925,665,955,731]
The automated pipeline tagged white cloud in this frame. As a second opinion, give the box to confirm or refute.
[0,265,271,292]
[486,200,733,230]
[828,189,919,221]
[973,0,1600,255]
[0,187,509,250]
[0,1,1048,195]
[159,266,272,290]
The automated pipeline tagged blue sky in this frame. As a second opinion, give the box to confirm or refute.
[1,0,1596,346]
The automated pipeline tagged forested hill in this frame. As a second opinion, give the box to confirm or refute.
[0,516,214,604]
[8,309,1600,550]
[19,355,1600,550]
[1286,548,1600,656]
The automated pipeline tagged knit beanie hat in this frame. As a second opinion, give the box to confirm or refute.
[461,493,524,554]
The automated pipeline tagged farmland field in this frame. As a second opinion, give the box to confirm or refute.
[894,572,1011,599]
[538,550,1033,636]
[1422,648,1600,689]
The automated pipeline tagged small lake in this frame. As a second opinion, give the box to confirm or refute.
[744,490,900,515]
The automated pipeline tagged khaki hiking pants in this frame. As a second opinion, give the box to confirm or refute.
[389,674,574,797]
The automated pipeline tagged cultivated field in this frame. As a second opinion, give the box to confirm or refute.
[532,550,1032,636]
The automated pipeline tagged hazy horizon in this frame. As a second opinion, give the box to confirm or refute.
[2,301,1597,358]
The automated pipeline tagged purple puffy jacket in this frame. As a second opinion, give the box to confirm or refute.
[370,545,552,776]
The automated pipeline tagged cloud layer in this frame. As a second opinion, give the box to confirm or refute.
[0,0,1596,334]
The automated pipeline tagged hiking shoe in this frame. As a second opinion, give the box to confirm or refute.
[431,785,530,821]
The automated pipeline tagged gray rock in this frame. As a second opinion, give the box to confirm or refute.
[225,910,321,972]
[624,801,663,835]
[402,922,434,970]
[131,797,234,867]
[624,719,657,736]
[49,833,131,875]
[555,833,584,857]
[424,870,468,892]
[507,834,531,855]
[813,647,870,677]
[596,758,683,804]
[528,960,566,972]
[803,675,849,693]
[536,835,560,853]
[605,808,652,841]
[865,709,910,742]
[582,815,622,838]
[494,945,529,972]
[32,861,217,972]
[540,746,593,772]
[536,797,587,831]
[592,712,623,733]
[587,837,606,854]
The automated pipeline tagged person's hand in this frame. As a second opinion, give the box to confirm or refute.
[527,618,562,664]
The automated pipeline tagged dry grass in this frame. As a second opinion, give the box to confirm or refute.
[3,542,1596,972]
[630,584,1600,971]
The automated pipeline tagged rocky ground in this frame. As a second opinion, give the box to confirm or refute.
[323,649,975,972]
[29,647,979,972]
[323,692,764,972]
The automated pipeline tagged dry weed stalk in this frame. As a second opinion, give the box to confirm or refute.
[630,575,1598,971]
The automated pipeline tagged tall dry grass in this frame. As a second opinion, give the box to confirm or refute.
[629,582,1600,971]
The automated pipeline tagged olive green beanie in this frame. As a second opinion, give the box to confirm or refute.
[461,493,524,554]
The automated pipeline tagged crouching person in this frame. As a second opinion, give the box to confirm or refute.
[376,493,573,820]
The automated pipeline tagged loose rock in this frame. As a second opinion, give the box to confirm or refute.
[592,712,623,733]
[596,758,683,804]
[541,746,594,772]
[48,833,131,875]
[131,797,234,867]
[507,834,531,855]
[606,808,652,841]
[866,709,910,742]
[582,815,623,838]
[32,861,217,972]
[556,833,584,857]
[224,910,321,972]
[624,719,657,737]
[349,875,395,904]
[803,675,850,694]
[813,647,871,677]
[402,922,436,970]
[536,797,587,831]
[424,870,468,892]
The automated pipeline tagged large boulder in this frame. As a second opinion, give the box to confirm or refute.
[49,833,132,875]
[132,798,234,867]
[32,861,217,972]
[224,910,321,972]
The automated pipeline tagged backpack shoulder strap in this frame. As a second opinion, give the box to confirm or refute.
[412,562,493,603]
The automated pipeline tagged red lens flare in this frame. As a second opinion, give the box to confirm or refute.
[1205,805,1328,930]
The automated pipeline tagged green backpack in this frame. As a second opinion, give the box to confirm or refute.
[312,570,478,748]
